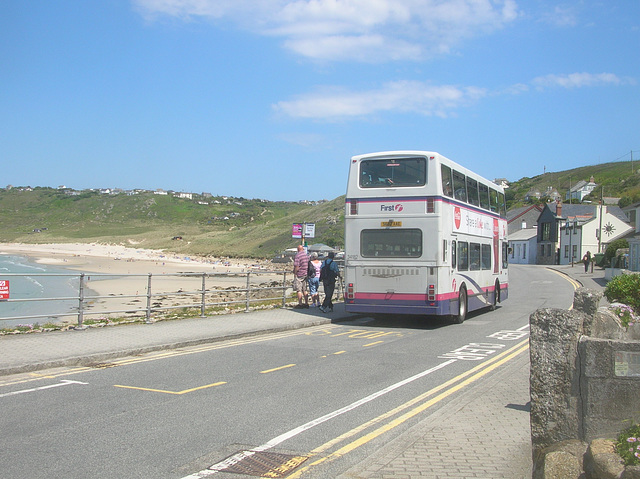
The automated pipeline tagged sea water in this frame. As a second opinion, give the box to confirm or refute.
[0,254,83,328]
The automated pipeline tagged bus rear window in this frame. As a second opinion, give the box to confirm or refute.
[359,157,426,188]
[361,229,422,257]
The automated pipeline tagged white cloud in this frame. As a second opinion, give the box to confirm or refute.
[539,5,578,27]
[531,72,627,90]
[134,0,519,62]
[274,71,633,120]
[273,81,488,119]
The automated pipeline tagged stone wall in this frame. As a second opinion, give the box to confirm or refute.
[530,288,640,478]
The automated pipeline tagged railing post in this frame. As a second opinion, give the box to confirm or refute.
[201,273,206,318]
[245,272,251,312]
[145,273,153,324]
[282,271,287,308]
[77,273,85,328]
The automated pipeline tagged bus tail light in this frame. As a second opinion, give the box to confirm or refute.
[427,283,436,302]
[426,198,434,213]
[349,199,358,215]
[346,282,355,300]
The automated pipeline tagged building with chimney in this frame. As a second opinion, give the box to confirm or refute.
[535,201,632,265]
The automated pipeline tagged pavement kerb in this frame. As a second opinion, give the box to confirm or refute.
[0,310,357,377]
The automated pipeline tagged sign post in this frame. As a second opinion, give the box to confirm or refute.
[292,223,315,248]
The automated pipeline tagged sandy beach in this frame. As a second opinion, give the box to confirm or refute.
[1,243,290,324]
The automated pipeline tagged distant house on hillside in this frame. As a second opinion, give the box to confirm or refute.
[524,189,541,202]
[566,176,597,202]
[494,178,510,189]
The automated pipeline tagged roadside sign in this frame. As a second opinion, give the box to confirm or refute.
[0,280,9,300]
[304,223,315,238]
[292,223,315,239]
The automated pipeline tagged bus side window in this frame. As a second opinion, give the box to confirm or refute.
[467,178,479,207]
[469,243,481,270]
[451,240,456,269]
[502,242,509,269]
[441,164,453,197]
[481,244,491,270]
[489,188,498,212]
[498,192,507,218]
[443,239,448,263]
[479,183,490,210]
[458,241,469,271]
[453,170,467,202]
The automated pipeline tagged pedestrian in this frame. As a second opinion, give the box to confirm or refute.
[582,251,592,273]
[293,244,309,308]
[308,252,322,307]
[319,251,340,313]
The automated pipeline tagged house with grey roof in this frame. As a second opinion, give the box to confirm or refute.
[507,205,543,236]
[566,176,597,202]
[535,201,633,265]
[508,227,537,264]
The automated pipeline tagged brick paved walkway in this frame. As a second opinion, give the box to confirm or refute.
[342,352,532,479]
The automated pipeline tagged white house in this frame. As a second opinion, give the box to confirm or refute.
[566,176,597,202]
[557,205,633,265]
[508,227,538,264]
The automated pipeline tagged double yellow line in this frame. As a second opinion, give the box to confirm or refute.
[289,337,530,477]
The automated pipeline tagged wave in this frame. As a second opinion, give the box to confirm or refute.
[0,254,80,326]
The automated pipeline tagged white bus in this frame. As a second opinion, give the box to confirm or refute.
[343,151,508,323]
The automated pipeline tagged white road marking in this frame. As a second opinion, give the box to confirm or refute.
[0,380,88,398]
[182,359,457,478]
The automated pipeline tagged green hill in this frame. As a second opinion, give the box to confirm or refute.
[2,159,638,258]
[0,187,345,258]
[505,160,640,209]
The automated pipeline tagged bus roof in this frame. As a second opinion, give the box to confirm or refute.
[350,151,502,191]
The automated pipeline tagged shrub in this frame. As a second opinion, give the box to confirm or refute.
[604,238,629,266]
[604,273,640,312]
[616,423,640,466]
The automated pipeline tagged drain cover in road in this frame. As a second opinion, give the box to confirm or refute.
[220,450,308,478]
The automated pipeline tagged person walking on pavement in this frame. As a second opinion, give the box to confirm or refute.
[319,251,340,313]
[293,244,310,308]
[308,252,322,307]
[582,251,592,273]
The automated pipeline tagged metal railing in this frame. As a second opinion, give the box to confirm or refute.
[0,270,296,328]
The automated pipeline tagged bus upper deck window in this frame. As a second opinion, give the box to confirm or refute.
[441,164,453,197]
[359,157,426,188]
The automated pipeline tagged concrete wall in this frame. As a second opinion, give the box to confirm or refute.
[530,288,640,458]
[579,337,640,442]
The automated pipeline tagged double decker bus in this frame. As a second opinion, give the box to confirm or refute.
[343,151,508,323]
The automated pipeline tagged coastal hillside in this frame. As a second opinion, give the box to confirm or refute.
[506,160,640,208]
[1,159,638,258]
[0,187,345,258]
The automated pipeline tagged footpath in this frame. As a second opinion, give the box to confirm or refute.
[0,265,608,478]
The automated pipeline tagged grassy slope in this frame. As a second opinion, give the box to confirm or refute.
[506,161,640,208]
[0,188,346,258]
[2,160,637,257]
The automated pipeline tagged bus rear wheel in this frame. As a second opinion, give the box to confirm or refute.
[490,280,500,311]
[452,286,467,324]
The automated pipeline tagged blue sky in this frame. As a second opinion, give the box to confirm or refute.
[1,1,638,201]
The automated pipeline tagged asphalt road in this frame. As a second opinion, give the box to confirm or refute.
[0,265,575,478]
